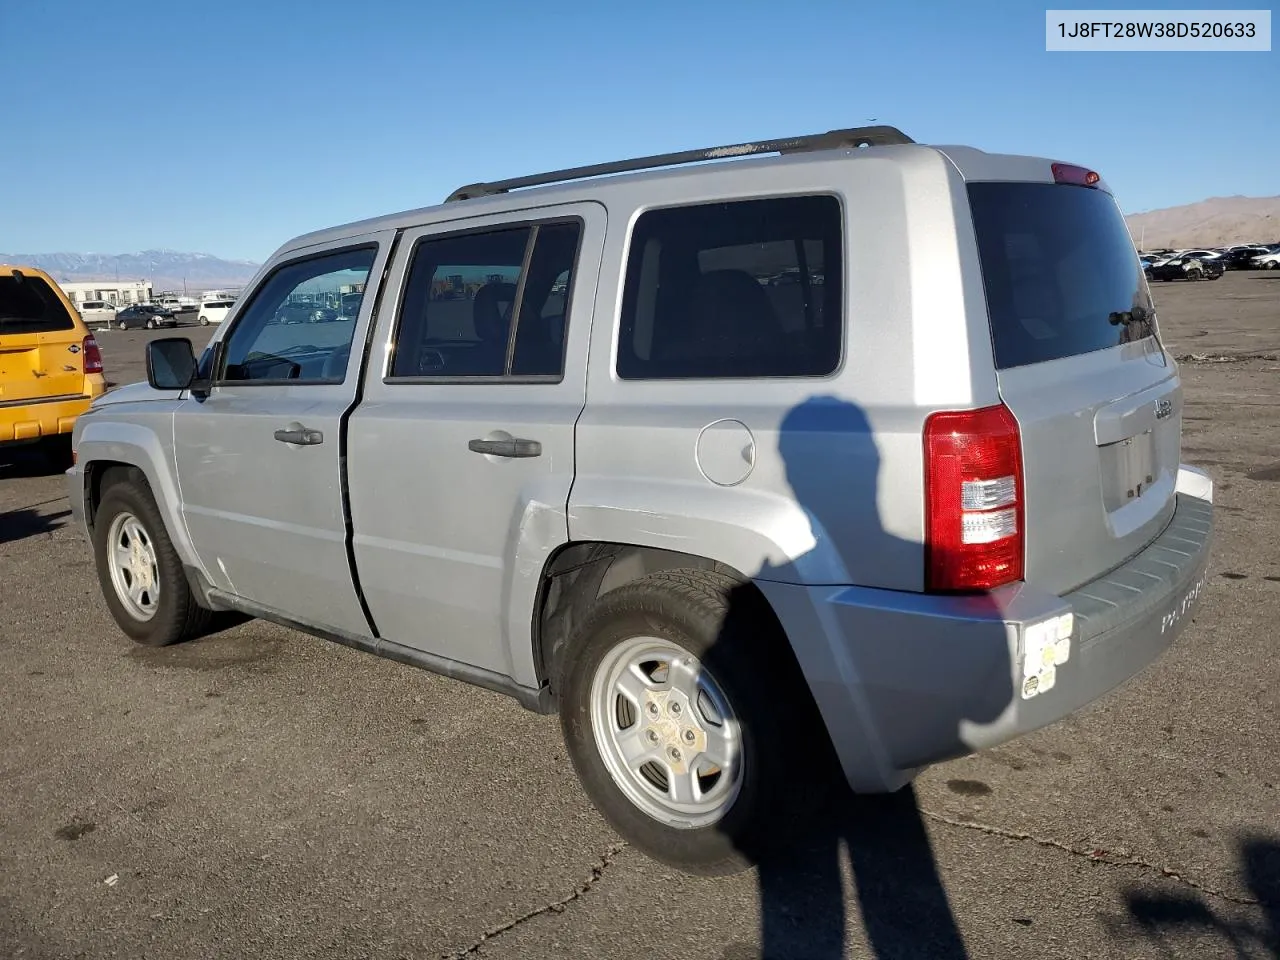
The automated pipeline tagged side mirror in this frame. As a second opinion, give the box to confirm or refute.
[146,337,198,391]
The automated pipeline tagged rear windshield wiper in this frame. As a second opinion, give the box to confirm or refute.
[1108,306,1151,327]
[1108,305,1168,366]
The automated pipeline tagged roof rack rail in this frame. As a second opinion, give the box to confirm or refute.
[444,124,914,203]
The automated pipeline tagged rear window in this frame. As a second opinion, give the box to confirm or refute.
[617,195,842,379]
[0,272,77,335]
[968,182,1155,369]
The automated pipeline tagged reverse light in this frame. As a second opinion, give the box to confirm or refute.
[82,335,104,375]
[960,476,1016,511]
[924,403,1025,592]
[1051,162,1101,187]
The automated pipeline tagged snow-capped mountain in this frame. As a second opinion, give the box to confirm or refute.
[0,250,261,292]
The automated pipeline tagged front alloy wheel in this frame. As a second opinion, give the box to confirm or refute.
[92,470,211,645]
[105,511,160,621]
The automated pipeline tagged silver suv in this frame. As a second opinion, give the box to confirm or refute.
[68,125,1214,875]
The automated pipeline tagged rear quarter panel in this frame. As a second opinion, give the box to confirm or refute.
[571,146,999,591]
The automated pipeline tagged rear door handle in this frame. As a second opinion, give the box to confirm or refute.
[468,437,542,458]
[274,424,324,445]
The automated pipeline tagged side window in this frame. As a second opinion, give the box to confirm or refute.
[617,195,843,379]
[219,246,376,384]
[389,219,581,380]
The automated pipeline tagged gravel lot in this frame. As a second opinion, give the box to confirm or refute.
[2,276,1278,959]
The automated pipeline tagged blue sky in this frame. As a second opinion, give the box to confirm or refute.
[1,0,1275,262]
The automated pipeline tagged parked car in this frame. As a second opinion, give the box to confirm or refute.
[68,125,1214,875]
[1222,247,1271,269]
[1,264,106,467]
[155,295,198,315]
[197,299,235,326]
[274,301,339,324]
[115,304,178,330]
[1149,255,1225,281]
[76,299,118,326]
[1251,251,1280,270]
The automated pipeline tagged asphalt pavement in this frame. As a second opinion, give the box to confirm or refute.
[2,277,1277,959]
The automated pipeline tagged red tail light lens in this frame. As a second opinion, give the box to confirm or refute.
[1051,162,1100,187]
[923,403,1024,592]
[82,335,104,375]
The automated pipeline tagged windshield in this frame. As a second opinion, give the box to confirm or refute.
[0,273,77,335]
[968,182,1156,369]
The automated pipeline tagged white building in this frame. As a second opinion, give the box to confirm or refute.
[59,280,153,307]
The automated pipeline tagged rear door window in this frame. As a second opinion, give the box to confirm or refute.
[967,182,1155,369]
[389,219,582,380]
[0,273,77,335]
[617,195,842,379]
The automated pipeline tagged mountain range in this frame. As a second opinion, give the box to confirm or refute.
[1123,195,1280,250]
[6,195,1279,292]
[0,250,260,294]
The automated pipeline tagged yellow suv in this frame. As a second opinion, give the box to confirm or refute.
[1,264,106,468]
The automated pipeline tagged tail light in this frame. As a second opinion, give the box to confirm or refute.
[924,403,1024,592]
[82,335,104,375]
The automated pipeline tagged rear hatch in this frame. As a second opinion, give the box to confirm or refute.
[967,177,1180,596]
[0,270,87,405]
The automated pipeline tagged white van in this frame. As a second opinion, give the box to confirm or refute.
[77,299,117,326]
[197,299,235,325]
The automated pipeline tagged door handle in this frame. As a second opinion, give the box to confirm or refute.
[274,424,324,445]
[468,437,542,458]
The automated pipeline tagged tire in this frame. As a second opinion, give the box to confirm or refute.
[145,319,155,330]
[558,568,833,876]
[118,321,129,330]
[199,316,209,326]
[1187,269,1203,281]
[92,469,211,646]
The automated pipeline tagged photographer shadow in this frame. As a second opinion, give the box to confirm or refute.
[712,394,1018,959]
[1123,836,1280,958]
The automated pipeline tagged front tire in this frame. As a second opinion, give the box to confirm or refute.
[558,569,832,876]
[92,470,211,646]
[199,315,209,326]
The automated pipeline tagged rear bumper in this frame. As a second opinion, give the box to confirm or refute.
[760,467,1214,793]
[0,394,94,444]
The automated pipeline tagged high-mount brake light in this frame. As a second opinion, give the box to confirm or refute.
[1051,162,1101,187]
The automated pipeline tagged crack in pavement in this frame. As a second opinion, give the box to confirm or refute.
[922,810,1260,906]
[439,842,628,958]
